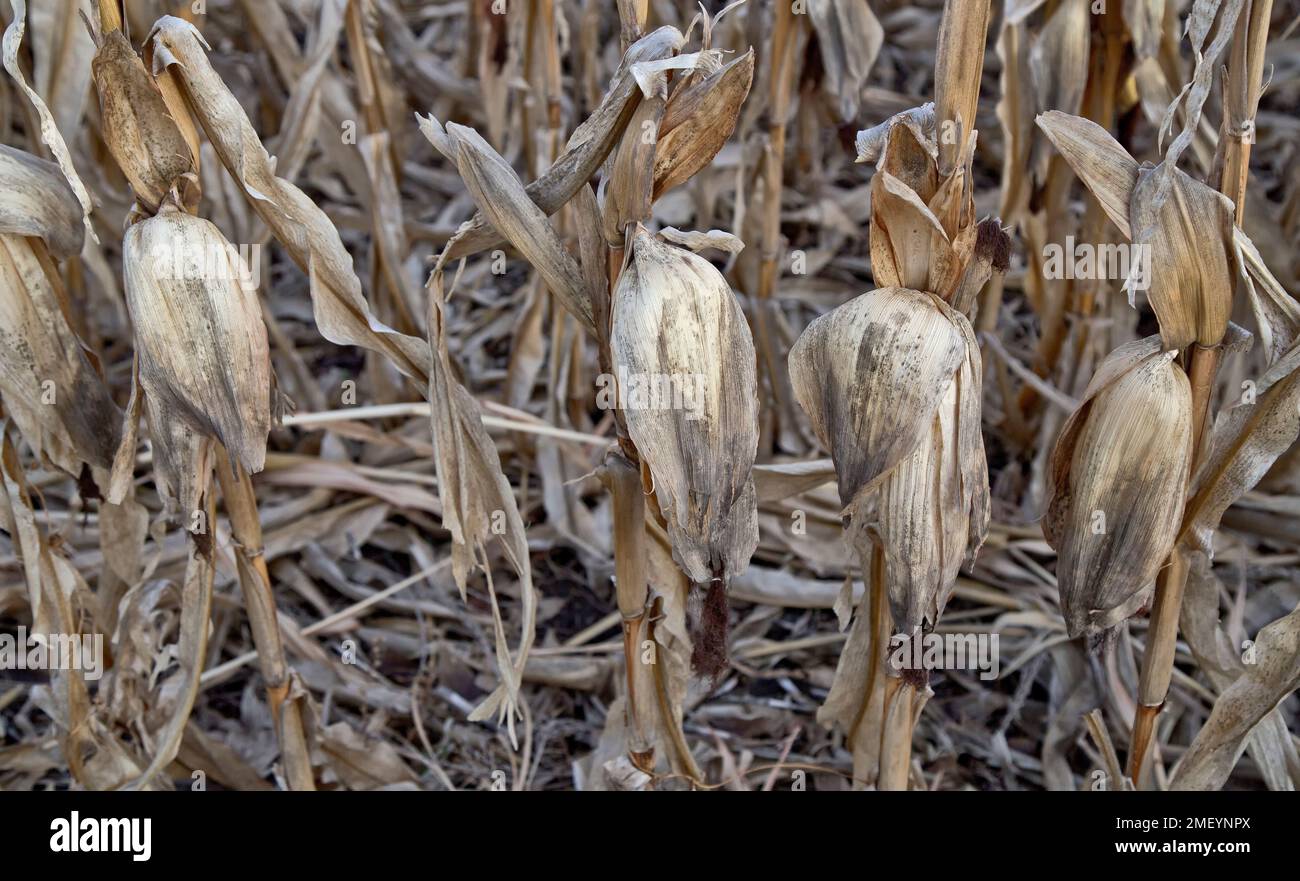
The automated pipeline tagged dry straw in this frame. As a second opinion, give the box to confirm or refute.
[0,0,1295,793]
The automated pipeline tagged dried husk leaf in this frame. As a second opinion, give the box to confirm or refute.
[1181,340,1300,555]
[807,0,883,123]
[629,50,722,97]
[1036,111,1237,348]
[1172,599,1300,790]
[1130,163,1236,348]
[603,80,665,245]
[123,209,271,480]
[0,233,120,474]
[1034,111,1138,239]
[862,99,985,303]
[437,122,596,334]
[856,104,936,167]
[1178,557,1299,791]
[431,25,683,263]
[652,49,753,198]
[0,144,84,258]
[1043,338,1193,639]
[427,270,536,744]
[1234,228,1300,363]
[870,167,946,291]
[91,29,195,214]
[1,0,97,244]
[610,226,759,584]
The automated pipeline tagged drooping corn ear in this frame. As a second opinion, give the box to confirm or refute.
[145,15,434,386]
[791,287,986,633]
[1044,337,1193,640]
[123,208,271,482]
[0,146,121,476]
[610,226,759,585]
[788,287,967,512]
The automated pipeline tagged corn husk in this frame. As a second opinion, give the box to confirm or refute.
[1043,336,1193,639]
[123,207,270,499]
[858,102,1002,307]
[789,286,988,632]
[0,144,84,258]
[611,226,759,587]
[602,71,667,245]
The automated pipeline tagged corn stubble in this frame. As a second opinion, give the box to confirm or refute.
[0,0,1295,793]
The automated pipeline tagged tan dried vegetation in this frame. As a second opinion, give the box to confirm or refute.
[0,0,1295,792]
